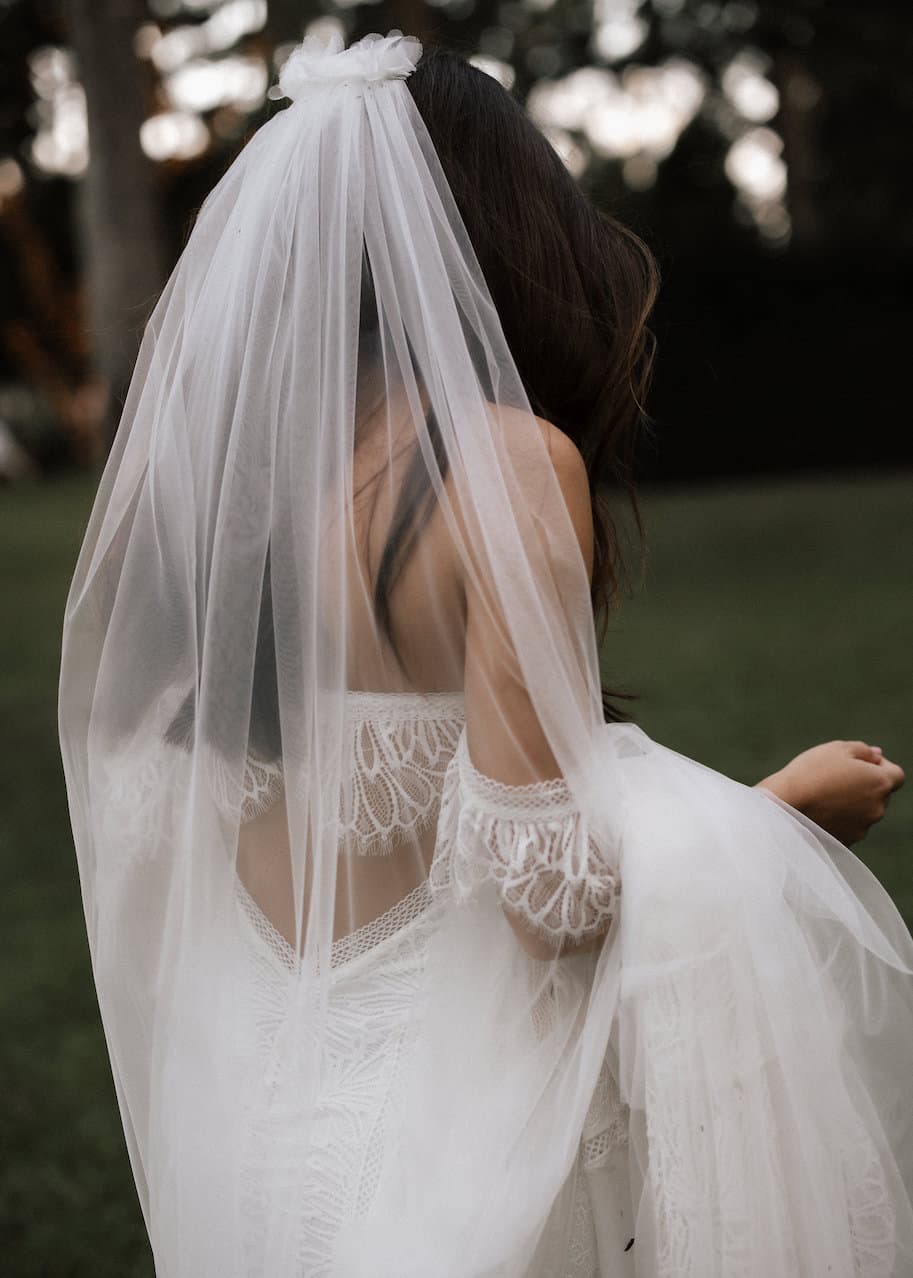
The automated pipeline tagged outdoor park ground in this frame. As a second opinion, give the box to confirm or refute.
[1,468,910,1274]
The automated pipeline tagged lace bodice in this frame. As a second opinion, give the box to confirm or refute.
[100,689,629,1274]
[232,690,629,1277]
[229,692,463,845]
[340,691,464,852]
[235,690,620,945]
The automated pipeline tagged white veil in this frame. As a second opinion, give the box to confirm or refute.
[59,31,913,1278]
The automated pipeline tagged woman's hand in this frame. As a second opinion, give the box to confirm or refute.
[756,741,905,846]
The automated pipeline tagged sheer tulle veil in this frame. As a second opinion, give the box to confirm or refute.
[59,29,913,1278]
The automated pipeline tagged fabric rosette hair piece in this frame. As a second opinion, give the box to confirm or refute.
[275,29,422,95]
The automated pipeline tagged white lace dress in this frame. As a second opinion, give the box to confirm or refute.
[232,691,635,1277]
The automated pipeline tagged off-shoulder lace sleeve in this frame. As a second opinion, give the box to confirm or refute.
[432,731,620,945]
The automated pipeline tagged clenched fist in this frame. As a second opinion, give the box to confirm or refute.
[757,741,905,846]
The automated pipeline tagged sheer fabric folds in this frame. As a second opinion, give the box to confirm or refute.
[59,31,913,1278]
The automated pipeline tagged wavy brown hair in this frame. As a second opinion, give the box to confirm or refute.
[399,49,659,719]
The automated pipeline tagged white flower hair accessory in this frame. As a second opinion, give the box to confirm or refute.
[277,30,422,99]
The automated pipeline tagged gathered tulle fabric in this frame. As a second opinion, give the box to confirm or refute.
[59,30,913,1278]
[278,30,423,93]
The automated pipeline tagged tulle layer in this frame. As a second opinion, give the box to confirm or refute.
[344,726,913,1278]
[58,30,913,1278]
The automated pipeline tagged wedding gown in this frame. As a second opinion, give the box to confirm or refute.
[228,690,635,1278]
[100,672,912,1277]
[102,686,636,1276]
[59,30,913,1278]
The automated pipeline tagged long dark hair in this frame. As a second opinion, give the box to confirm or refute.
[390,49,659,719]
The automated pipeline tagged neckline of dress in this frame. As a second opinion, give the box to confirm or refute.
[234,874,436,982]
[344,688,464,720]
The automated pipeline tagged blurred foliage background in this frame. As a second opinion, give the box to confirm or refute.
[0,0,911,1271]
[1,0,912,473]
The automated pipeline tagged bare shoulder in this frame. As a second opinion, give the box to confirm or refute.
[494,405,588,493]
[502,408,594,579]
[444,405,594,585]
[537,414,589,498]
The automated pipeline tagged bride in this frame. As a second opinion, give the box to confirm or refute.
[59,31,912,1278]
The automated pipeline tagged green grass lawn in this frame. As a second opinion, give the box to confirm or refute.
[604,470,913,922]
[1,468,911,1273]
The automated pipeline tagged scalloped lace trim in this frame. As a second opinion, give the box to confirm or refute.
[431,733,620,945]
[228,691,465,850]
[206,753,284,825]
[339,693,464,853]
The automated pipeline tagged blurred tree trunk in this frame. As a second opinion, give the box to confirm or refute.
[265,0,312,50]
[774,50,823,250]
[67,0,165,450]
[389,0,434,42]
[266,1,435,56]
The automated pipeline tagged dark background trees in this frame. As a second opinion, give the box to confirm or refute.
[0,0,910,477]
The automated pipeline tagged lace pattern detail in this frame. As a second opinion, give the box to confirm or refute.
[640,950,798,1274]
[234,875,434,976]
[339,692,464,853]
[226,691,465,852]
[841,1118,896,1277]
[433,733,620,944]
[638,944,896,1276]
[566,1164,600,1278]
[235,890,435,1277]
[530,1159,599,1278]
[99,744,183,870]
[99,739,280,858]
[582,1057,629,1170]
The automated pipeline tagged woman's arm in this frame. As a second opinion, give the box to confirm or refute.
[756,740,905,845]
[456,419,612,960]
